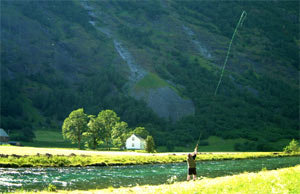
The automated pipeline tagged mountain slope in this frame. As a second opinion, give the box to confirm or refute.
[1,0,299,150]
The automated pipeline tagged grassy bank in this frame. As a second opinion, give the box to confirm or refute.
[0,146,299,167]
[11,165,300,194]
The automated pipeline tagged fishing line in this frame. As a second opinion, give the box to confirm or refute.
[195,11,247,151]
[214,11,247,96]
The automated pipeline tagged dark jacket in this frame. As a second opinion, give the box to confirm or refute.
[187,154,196,168]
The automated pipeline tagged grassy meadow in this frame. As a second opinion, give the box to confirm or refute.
[10,165,300,194]
[19,129,291,152]
[20,130,75,148]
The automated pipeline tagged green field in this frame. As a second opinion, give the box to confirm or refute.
[9,165,300,194]
[20,130,291,152]
[21,130,75,148]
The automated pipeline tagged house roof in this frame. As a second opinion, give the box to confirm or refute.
[0,128,9,137]
[131,134,145,141]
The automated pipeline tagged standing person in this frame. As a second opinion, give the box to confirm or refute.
[187,146,198,181]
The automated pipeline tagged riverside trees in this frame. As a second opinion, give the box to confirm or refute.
[62,108,150,150]
[62,108,88,149]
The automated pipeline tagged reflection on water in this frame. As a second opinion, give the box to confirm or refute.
[0,156,299,192]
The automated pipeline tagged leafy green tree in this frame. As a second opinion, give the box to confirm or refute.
[133,127,149,139]
[111,121,131,148]
[283,139,300,153]
[98,110,120,150]
[83,115,104,150]
[62,108,88,149]
[145,135,155,153]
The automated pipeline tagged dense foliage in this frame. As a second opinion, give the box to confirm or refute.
[62,109,150,150]
[145,136,155,153]
[283,139,300,154]
[1,0,298,151]
[62,108,88,149]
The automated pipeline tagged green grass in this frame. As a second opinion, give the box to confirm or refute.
[24,130,291,152]
[199,136,247,152]
[10,165,300,194]
[133,72,191,100]
[25,131,246,151]
[21,130,76,148]
[135,72,170,91]
[158,136,247,152]
[269,139,292,151]
[99,165,300,194]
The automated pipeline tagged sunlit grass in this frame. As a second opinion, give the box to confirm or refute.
[11,165,300,194]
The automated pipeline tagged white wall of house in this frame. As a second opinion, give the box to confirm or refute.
[0,128,9,143]
[126,134,145,150]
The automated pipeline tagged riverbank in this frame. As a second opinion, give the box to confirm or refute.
[0,146,299,167]
[10,165,300,194]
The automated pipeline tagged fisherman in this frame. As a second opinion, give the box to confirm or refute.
[187,146,198,181]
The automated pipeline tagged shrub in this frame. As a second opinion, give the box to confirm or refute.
[48,184,57,192]
[145,136,155,153]
[283,139,300,153]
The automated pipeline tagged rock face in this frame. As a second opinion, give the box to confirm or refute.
[133,87,195,122]
[182,25,212,59]
[80,1,195,121]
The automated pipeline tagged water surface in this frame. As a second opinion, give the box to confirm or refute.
[0,156,299,192]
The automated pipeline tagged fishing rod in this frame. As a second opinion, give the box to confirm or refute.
[194,11,247,151]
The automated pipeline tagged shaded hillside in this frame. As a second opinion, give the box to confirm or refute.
[1,0,299,150]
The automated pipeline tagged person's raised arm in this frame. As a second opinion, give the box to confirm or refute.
[194,144,198,155]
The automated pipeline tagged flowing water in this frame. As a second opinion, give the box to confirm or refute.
[0,156,299,192]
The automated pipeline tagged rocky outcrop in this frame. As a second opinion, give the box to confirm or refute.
[80,1,195,121]
[133,87,195,122]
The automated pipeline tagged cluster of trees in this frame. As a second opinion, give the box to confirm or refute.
[62,108,155,151]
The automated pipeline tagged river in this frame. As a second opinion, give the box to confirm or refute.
[0,156,299,192]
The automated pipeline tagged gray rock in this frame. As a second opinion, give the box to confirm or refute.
[133,86,195,122]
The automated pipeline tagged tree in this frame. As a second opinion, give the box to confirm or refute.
[145,135,155,153]
[111,121,131,148]
[97,109,120,150]
[62,108,88,149]
[133,127,149,139]
[283,139,300,153]
[83,115,104,150]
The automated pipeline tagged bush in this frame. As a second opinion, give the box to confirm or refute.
[48,184,57,192]
[145,136,155,153]
[283,139,300,153]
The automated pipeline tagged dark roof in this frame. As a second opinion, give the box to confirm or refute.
[132,134,145,141]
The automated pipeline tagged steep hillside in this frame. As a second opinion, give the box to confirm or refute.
[1,0,299,150]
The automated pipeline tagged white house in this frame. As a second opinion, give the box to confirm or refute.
[126,134,146,150]
[0,128,9,144]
